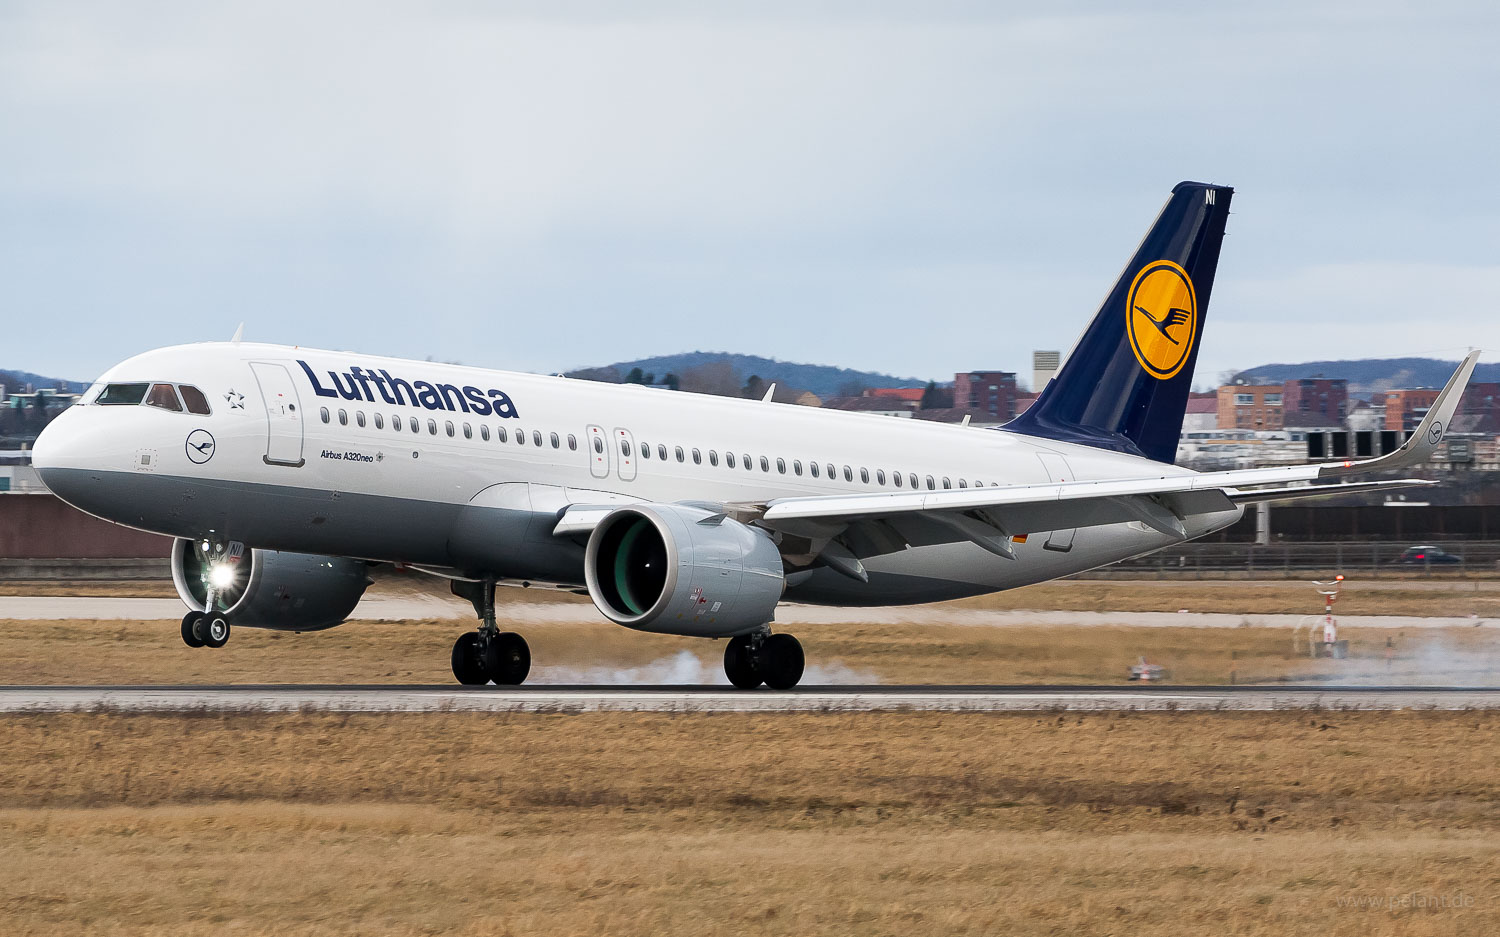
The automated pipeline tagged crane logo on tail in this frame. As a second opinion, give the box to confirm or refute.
[1126,259,1198,380]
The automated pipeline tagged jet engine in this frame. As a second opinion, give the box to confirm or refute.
[170,538,371,632]
[584,504,784,637]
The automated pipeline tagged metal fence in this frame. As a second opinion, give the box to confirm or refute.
[1084,541,1500,578]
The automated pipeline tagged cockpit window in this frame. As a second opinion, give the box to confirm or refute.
[144,383,183,412]
[96,383,150,406]
[178,385,212,415]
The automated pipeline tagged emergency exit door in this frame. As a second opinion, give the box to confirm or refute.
[251,362,305,467]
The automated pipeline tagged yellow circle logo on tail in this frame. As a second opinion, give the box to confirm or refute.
[1126,260,1198,380]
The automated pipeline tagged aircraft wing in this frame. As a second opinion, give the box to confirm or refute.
[755,351,1478,560]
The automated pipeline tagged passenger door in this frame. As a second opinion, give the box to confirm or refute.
[613,427,638,481]
[250,362,304,467]
[1035,452,1075,552]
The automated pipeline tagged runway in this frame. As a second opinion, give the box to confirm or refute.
[4,684,1500,713]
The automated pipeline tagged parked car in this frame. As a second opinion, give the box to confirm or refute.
[1395,545,1463,565]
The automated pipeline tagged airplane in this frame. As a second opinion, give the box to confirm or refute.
[31,181,1480,689]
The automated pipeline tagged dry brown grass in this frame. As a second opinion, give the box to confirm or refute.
[0,711,1496,936]
[4,615,1499,686]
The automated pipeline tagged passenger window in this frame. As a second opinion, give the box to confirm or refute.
[622,440,632,457]
[659,445,669,461]
[910,474,919,489]
[776,458,786,474]
[463,423,472,439]
[497,427,508,443]
[532,431,542,446]
[826,464,836,480]
[375,413,384,430]
[320,407,330,424]
[145,383,183,412]
[445,421,454,437]
[810,462,820,478]
[178,385,211,415]
[958,479,967,488]
[427,419,437,435]
[925,475,935,490]
[743,453,752,471]
[692,448,701,464]
[893,471,903,488]
[793,460,802,476]
[338,409,348,426]
[675,447,685,462]
[479,424,488,441]
[760,456,770,472]
[709,450,719,467]
[860,468,869,483]
[641,442,651,460]
[876,469,885,485]
[726,452,736,468]
[568,434,577,450]
[357,411,367,428]
[551,433,560,449]
[391,415,402,431]
[843,465,853,482]
[592,436,602,453]
[97,382,150,406]
[942,477,951,489]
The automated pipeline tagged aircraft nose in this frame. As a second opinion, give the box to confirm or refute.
[31,410,89,496]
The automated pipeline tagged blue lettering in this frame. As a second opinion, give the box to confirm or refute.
[462,386,493,416]
[414,381,444,410]
[298,360,338,398]
[488,389,518,418]
[436,383,469,413]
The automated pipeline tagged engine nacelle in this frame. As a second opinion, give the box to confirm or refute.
[170,538,370,632]
[584,504,784,637]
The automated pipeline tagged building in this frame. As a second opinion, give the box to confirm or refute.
[862,388,925,403]
[819,396,917,418]
[1281,378,1347,429]
[954,371,1018,421]
[1012,392,1038,417]
[1031,350,1060,393]
[1216,384,1283,430]
[1180,393,1218,433]
[1384,388,1440,432]
[1346,400,1386,433]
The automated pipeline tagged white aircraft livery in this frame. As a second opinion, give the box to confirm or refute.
[32,182,1479,689]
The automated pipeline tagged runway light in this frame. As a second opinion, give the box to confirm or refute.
[209,563,236,589]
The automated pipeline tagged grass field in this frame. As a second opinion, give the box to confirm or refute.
[1,710,1496,936]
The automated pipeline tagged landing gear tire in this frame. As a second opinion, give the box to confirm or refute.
[201,616,231,649]
[483,632,531,686]
[756,633,805,691]
[181,612,206,648]
[723,635,762,689]
[451,632,488,685]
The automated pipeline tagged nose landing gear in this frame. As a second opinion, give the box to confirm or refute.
[723,629,805,690]
[450,577,531,686]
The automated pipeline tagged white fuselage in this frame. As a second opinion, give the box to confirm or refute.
[33,342,1242,605]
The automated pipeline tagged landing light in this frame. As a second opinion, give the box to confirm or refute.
[209,563,237,589]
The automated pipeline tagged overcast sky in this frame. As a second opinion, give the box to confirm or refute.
[3,1,1496,388]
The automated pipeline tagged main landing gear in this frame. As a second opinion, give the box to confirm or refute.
[180,611,231,649]
[450,577,531,686]
[723,629,805,690]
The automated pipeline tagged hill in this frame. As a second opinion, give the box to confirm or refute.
[1234,357,1500,398]
[565,351,937,397]
[0,369,87,395]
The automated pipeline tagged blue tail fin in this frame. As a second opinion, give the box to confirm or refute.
[1003,181,1233,463]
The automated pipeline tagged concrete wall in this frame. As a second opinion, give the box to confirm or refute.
[0,493,172,558]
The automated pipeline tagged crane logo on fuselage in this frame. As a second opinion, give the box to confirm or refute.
[1125,259,1198,380]
[297,360,520,418]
